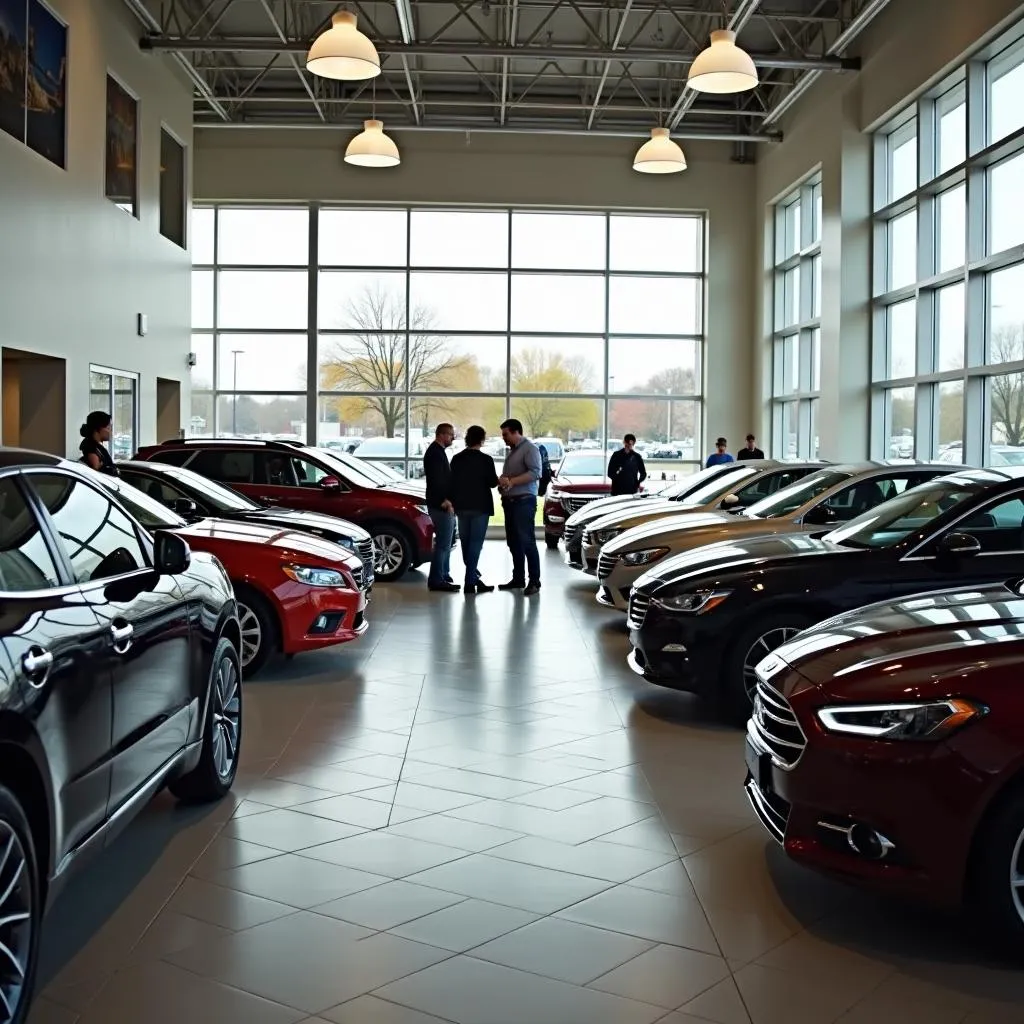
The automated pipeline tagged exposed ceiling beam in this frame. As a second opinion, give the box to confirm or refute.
[587,0,633,130]
[257,0,324,121]
[394,0,422,123]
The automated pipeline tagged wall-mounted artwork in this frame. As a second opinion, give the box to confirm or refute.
[105,73,137,216]
[24,0,66,166]
[160,127,186,247]
[0,0,27,144]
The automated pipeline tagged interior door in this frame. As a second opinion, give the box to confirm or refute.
[89,367,138,462]
[27,472,192,813]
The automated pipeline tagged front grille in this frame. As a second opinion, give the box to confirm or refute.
[751,676,807,769]
[627,591,651,630]
[597,551,617,581]
[350,565,364,590]
[357,539,375,575]
[745,779,789,844]
[562,495,598,515]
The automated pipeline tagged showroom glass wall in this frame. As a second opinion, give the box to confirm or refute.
[871,25,1024,466]
[770,177,822,459]
[189,206,706,477]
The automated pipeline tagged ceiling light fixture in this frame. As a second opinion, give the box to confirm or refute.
[345,119,401,167]
[306,11,381,81]
[687,29,758,94]
[632,128,686,174]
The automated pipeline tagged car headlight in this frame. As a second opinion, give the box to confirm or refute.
[336,536,355,550]
[415,504,430,516]
[283,565,351,587]
[591,528,621,545]
[816,699,985,740]
[548,489,565,500]
[652,589,732,614]
[621,547,669,566]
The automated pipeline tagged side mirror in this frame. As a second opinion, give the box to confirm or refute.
[803,503,836,527]
[719,493,739,508]
[320,475,342,492]
[936,531,981,562]
[170,497,198,517]
[153,531,191,575]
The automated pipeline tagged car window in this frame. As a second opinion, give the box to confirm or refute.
[189,449,256,484]
[291,456,331,487]
[960,497,1024,553]
[120,471,188,507]
[30,474,148,583]
[745,469,852,519]
[0,478,63,592]
[733,469,807,506]
[147,449,194,467]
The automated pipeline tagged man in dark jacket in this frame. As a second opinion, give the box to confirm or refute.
[607,434,647,496]
[423,423,458,592]
[736,433,765,460]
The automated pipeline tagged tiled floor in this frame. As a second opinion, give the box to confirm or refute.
[32,542,1024,1023]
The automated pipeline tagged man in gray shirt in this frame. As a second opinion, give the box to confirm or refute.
[497,418,542,595]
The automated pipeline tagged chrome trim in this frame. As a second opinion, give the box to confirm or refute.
[562,495,598,515]
[627,591,651,630]
[750,674,807,770]
[745,780,785,844]
[597,551,617,581]
[817,819,895,859]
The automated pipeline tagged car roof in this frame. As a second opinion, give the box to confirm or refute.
[0,448,65,469]
[823,460,968,473]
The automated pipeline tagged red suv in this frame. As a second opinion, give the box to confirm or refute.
[135,440,434,581]
[543,450,629,549]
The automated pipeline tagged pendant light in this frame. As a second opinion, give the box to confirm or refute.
[345,119,401,167]
[687,29,758,94]
[307,11,380,81]
[633,128,686,174]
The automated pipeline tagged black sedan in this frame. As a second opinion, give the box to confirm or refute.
[0,450,242,1021]
[627,467,1024,721]
[117,460,375,586]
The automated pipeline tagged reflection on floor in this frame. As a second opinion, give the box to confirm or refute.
[32,542,1024,1024]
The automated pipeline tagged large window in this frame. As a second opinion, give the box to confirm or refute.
[770,177,821,459]
[191,207,706,476]
[871,31,1024,465]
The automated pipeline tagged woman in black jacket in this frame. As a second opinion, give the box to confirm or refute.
[449,425,499,593]
[79,411,119,476]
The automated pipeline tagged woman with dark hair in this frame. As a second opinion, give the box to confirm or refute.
[79,411,119,476]
[449,424,499,594]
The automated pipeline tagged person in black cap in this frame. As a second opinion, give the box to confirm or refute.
[736,434,764,460]
[705,437,734,468]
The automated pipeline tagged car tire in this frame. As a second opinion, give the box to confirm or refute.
[971,784,1024,952]
[370,524,413,581]
[233,585,278,677]
[169,636,243,804]
[0,784,41,1024]
[721,611,812,724]
[545,533,560,549]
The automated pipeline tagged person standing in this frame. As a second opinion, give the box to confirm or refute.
[423,423,458,593]
[497,418,542,596]
[79,412,119,476]
[705,437,734,468]
[607,434,647,495]
[736,433,765,460]
[449,425,499,594]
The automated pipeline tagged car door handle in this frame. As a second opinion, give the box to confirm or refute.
[22,647,52,677]
[110,622,134,653]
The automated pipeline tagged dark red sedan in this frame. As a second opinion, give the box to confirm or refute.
[745,580,1024,946]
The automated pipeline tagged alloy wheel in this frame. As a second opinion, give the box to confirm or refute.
[742,626,803,700]
[0,824,32,1023]
[211,655,241,781]
[237,604,262,669]
[1009,824,1024,927]
[373,534,405,575]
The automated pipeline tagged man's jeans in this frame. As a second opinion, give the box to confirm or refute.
[457,512,489,588]
[502,497,540,584]
[428,508,455,586]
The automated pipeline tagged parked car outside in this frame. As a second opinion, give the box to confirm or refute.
[626,467,1024,720]
[584,461,825,584]
[542,450,621,549]
[94,473,369,676]
[745,580,1024,950]
[938,442,1024,466]
[534,437,565,462]
[604,462,957,613]
[356,436,429,478]
[117,460,376,587]
[0,450,242,1022]
[134,439,435,581]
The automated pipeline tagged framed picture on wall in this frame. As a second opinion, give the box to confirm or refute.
[24,0,66,167]
[105,73,137,216]
[0,0,28,146]
[159,126,186,247]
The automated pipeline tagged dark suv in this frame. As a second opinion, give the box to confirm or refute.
[135,439,435,581]
[0,450,242,1022]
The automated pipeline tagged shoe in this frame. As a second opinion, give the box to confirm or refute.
[498,580,526,590]
[466,581,494,594]
[524,581,541,596]
[429,583,461,593]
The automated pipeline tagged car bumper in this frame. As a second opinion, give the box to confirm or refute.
[596,584,630,611]
[543,503,565,536]
[277,583,369,653]
[564,535,585,568]
[600,563,649,609]
[627,619,716,696]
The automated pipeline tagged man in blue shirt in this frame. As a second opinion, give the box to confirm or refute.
[705,437,734,468]
[497,418,542,595]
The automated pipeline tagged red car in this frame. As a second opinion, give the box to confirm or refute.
[745,581,1024,948]
[543,451,632,549]
[135,439,435,580]
[95,474,369,676]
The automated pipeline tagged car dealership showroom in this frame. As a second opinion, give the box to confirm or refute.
[7,0,1024,1021]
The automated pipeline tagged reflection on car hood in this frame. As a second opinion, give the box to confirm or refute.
[564,492,656,525]
[605,512,808,553]
[589,500,725,533]
[551,475,610,491]
[251,508,370,542]
[380,481,426,499]
[762,582,1024,698]
[178,517,361,566]
[602,510,740,550]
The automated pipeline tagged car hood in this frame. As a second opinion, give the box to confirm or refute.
[603,508,781,551]
[379,481,426,499]
[759,581,1024,702]
[551,475,610,491]
[565,492,656,526]
[177,517,362,567]
[589,500,727,534]
[250,507,370,542]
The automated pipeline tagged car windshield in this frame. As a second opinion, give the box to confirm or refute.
[93,476,185,530]
[312,449,389,488]
[745,469,852,519]
[661,465,733,499]
[825,479,985,549]
[677,466,760,506]
[558,454,608,477]
[139,465,258,512]
[995,448,1024,466]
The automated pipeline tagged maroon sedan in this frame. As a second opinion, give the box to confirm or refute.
[745,581,1024,946]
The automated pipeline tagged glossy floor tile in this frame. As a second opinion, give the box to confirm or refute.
[33,543,1024,1024]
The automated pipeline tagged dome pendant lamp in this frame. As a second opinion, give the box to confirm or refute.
[307,11,381,81]
[345,119,401,167]
[687,29,758,94]
[633,128,686,174]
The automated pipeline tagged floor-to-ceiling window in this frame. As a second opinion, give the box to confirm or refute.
[870,25,1024,466]
[770,177,821,459]
[190,206,706,478]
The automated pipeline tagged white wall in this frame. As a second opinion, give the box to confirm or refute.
[193,130,758,453]
[753,0,1024,460]
[0,0,193,457]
